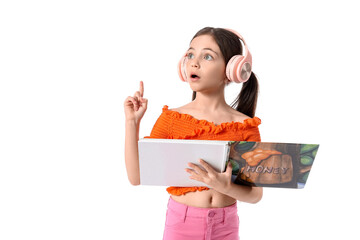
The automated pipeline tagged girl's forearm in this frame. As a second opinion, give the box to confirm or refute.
[125,120,141,185]
[223,183,263,204]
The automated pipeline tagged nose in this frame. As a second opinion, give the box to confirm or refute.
[189,58,199,68]
[191,62,199,68]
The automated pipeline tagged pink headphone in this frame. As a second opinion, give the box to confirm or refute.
[177,29,252,83]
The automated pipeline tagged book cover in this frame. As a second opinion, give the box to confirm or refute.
[228,141,319,189]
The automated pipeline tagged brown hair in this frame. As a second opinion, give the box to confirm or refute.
[190,27,259,118]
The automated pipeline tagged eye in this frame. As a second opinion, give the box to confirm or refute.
[204,54,213,61]
[187,53,194,59]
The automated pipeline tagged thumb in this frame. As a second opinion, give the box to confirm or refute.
[226,161,233,174]
[140,97,148,109]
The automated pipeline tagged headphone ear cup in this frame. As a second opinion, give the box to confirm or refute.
[226,55,244,83]
[240,61,252,82]
[226,55,252,83]
[177,55,187,82]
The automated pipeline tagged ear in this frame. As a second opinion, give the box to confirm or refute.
[224,75,231,85]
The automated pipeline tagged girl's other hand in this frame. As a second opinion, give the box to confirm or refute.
[186,159,233,194]
[124,81,148,124]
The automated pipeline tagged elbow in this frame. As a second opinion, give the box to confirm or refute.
[130,181,140,186]
[252,194,262,204]
[250,187,263,204]
[128,177,140,186]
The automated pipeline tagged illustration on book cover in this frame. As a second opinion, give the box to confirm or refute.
[227,142,319,188]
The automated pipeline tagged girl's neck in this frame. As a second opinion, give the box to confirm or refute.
[191,90,228,113]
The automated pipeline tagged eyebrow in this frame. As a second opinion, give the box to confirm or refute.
[188,47,219,56]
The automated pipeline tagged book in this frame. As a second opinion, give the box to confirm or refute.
[138,139,319,189]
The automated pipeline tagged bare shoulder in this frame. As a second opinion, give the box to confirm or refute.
[168,103,193,114]
[228,107,252,123]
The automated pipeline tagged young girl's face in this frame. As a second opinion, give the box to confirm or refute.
[185,34,227,92]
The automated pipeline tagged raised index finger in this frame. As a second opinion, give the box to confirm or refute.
[139,81,144,97]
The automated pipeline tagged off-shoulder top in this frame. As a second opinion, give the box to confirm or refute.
[144,105,262,196]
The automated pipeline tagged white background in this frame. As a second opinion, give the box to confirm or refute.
[1,0,359,239]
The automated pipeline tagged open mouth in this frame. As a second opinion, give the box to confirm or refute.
[191,74,200,79]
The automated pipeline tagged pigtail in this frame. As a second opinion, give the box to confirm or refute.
[230,72,259,118]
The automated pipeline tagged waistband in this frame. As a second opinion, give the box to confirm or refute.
[167,197,237,222]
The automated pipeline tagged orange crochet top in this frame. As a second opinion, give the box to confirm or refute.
[144,105,262,196]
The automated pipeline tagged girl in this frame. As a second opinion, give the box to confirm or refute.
[124,27,263,240]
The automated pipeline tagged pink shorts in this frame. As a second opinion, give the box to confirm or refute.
[163,197,239,240]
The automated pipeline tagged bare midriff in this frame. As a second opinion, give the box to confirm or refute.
[170,189,236,208]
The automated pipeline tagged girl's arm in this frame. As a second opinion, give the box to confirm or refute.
[223,183,263,204]
[124,120,141,185]
[124,81,148,186]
